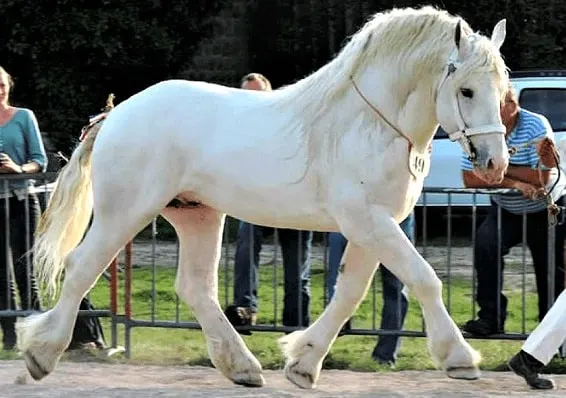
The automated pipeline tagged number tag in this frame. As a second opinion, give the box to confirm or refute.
[409,147,431,180]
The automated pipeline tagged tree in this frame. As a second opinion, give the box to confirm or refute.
[0,0,223,151]
[246,0,566,87]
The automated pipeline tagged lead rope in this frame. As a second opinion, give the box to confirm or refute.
[540,144,562,226]
[350,76,414,150]
[350,77,432,179]
[510,139,563,225]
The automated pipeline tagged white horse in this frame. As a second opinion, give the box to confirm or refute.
[17,6,509,390]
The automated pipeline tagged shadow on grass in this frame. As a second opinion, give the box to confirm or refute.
[323,353,352,370]
[186,356,214,368]
[184,352,355,371]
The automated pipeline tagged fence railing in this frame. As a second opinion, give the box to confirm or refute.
[1,173,564,359]
[0,173,119,352]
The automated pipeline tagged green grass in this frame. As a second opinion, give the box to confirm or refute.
[3,259,566,374]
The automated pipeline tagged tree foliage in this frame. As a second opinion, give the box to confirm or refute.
[246,0,566,90]
[0,0,223,151]
[1,0,563,152]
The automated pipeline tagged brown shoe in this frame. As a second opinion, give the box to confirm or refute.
[224,305,257,335]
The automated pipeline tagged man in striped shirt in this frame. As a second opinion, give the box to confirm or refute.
[461,84,566,340]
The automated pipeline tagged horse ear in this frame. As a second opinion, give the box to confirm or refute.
[454,19,472,59]
[362,32,374,52]
[454,20,462,48]
[491,19,506,50]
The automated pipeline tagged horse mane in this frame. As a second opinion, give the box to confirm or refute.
[270,6,509,176]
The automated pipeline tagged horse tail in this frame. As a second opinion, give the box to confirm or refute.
[34,120,103,297]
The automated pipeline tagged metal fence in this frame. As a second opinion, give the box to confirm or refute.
[0,173,119,351]
[1,173,564,359]
[112,187,566,356]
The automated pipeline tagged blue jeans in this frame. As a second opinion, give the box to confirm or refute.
[233,221,312,327]
[327,213,414,363]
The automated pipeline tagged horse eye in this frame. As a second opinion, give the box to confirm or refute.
[460,88,474,98]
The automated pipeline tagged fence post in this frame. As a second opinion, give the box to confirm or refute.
[109,257,118,349]
[124,241,133,358]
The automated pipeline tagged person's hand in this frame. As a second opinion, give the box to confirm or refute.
[513,180,546,200]
[537,137,560,168]
[0,153,22,174]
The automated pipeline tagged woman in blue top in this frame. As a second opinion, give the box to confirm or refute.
[0,66,47,350]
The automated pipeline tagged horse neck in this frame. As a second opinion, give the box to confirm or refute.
[350,49,452,151]
[271,35,454,156]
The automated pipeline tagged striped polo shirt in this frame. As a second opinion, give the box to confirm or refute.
[461,108,565,214]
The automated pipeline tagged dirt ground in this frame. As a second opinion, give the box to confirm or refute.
[35,240,539,398]
[1,360,565,397]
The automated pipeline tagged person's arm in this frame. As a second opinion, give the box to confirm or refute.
[459,151,519,189]
[22,109,48,173]
[462,170,546,200]
[462,170,518,188]
[501,166,549,186]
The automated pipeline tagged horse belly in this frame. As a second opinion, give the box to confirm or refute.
[181,179,338,231]
[181,155,336,231]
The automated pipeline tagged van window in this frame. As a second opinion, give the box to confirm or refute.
[519,88,566,132]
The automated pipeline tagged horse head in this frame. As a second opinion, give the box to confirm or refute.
[435,19,509,184]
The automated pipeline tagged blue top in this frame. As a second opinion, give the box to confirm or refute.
[461,108,564,214]
[0,108,48,193]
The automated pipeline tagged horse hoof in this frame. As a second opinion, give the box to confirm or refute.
[284,359,316,389]
[232,371,265,387]
[446,366,481,380]
[23,351,50,381]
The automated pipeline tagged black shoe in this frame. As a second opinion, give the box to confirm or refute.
[508,350,555,390]
[373,357,396,369]
[224,305,257,336]
[371,346,397,369]
[2,332,16,351]
[462,318,503,336]
[337,319,352,337]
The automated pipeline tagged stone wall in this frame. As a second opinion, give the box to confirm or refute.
[179,1,249,87]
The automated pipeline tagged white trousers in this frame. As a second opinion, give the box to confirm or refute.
[523,289,566,365]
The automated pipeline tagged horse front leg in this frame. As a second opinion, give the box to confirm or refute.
[279,240,378,389]
[279,207,480,389]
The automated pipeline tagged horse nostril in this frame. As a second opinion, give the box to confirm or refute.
[487,159,494,169]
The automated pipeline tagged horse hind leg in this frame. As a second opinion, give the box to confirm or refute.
[17,204,160,381]
[161,206,264,387]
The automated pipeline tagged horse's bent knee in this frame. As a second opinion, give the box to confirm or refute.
[175,278,214,310]
[175,280,194,304]
[410,271,442,299]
